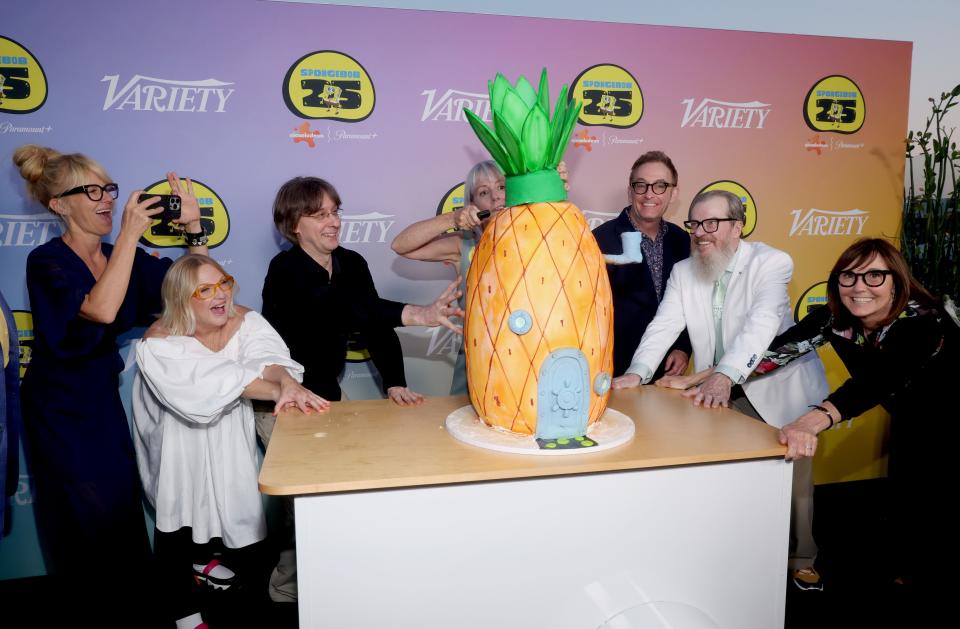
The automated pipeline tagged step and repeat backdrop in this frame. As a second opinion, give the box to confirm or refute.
[1,0,910,577]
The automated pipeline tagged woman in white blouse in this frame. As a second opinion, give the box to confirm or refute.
[133,254,327,629]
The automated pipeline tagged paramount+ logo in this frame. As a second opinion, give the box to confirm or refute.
[695,180,757,238]
[0,36,48,114]
[283,51,375,121]
[803,75,865,134]
[570,64,643,128]
[138,179,230,249]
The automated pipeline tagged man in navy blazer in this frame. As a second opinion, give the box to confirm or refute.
[592,151,691,378]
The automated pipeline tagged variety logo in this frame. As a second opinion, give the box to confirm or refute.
[288,122,378,147]
[0,212,62,247]
[695,181,757,238]
[582,209,618,231]
[101,75,234,112]
[803,75,865,134]
[13,310,32,381]
[570,64,643,128]
[803,133,865,155]
[789,208,869,237]
[421,88,490,123]
[425,326,461,358]
[794,282,828,322]
[283,50,375,121]
[680,98,771,129]
[0,36,47,114]
[340,211,395,244]
[138,179,230,249]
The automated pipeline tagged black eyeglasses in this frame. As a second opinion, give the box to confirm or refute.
[683,218,738,233]
[835,270,893,287]
[630,180,675,195]
[57,183,120,202]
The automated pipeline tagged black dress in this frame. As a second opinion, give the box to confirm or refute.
[21,238,170,574]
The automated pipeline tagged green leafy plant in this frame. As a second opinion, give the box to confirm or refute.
[903,85,960,299]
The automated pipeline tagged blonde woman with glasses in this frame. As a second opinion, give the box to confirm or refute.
[13,144,207,607]
[133,254,326,629]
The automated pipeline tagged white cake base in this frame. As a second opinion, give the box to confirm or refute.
[444,405,634,455]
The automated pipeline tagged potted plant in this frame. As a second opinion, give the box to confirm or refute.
[902,85,960,301]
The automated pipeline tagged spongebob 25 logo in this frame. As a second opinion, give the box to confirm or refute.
[804,75,865,134]
[0,36,48,114]
[283,51,375,121]
[138,179,230,249]
[570,64,642,128]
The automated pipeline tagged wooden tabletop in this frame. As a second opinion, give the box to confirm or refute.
[258,386,787,496]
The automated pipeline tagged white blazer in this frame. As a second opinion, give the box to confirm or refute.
[627,240,828,427]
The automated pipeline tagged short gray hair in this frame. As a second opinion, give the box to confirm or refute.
[463,160,504,206]
[688,189,745,223]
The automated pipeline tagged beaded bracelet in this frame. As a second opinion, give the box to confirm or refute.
[184,227,208,247]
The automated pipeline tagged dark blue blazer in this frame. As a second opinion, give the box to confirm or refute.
[592,209,692,377]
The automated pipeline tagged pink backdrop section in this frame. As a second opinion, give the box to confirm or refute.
[0,0,910,578]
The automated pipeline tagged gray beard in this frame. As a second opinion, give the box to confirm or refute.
[692,243,735,283]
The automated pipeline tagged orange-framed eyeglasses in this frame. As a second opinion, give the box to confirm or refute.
[192,275,235,300]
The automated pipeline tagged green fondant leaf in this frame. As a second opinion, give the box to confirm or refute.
[521,105,550,171]
[499,88,531,140]
[537,68,550,121]
[464,108,517,175]
[493,110,524,175]
[490,74,510,109]
[551,97,582,168]
[514,75,538,109]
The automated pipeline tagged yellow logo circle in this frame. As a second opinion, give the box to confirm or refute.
[435,182,465,234]
[283,51,375,121]
[794,282,829,323]
[13,310,33,381]
[803,75,865,134]
[570,64,643,128]
[345,330,371,363]
[0,36,48,114]
[138,179,230,249]
[696,180,757,238]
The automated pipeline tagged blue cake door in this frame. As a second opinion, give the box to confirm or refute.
[537,348,590,439]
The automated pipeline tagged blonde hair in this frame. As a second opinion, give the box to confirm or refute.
[12,144,112,212]
[159,254,238,336]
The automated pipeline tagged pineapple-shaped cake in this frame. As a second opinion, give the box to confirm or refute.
[462,70,614,439]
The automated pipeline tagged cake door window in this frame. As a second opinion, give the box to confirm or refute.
[536,348,590,440]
